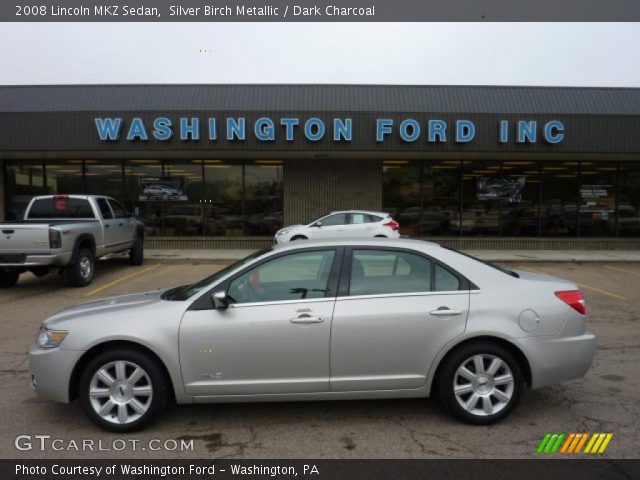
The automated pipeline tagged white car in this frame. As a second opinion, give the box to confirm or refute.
[274,210,400,243]
[142,185,183,200]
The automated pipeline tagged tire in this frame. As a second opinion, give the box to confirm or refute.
[0,271,20,288]
[65,247,95,287]
[78,347,169,432]
[290,235,308,241]
[436,341,524,425]
[129,237,144,266]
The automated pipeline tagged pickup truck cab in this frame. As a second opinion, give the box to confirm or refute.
[0,195,145,288]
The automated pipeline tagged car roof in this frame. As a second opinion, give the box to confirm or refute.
[272,237,441,253]
[327,210,391,217]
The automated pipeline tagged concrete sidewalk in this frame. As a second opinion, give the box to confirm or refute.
[146,248,640,263]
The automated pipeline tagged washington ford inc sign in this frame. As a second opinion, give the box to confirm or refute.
[94,116,566,144]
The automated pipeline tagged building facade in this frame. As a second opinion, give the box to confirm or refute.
[1,84,640,249]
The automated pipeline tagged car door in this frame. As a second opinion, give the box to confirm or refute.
[310,213,348,239]
[330,247,470,391]
[179,247,342,396]
[95,197,119,250]
[342,213,375,238]
[107,199,136,248]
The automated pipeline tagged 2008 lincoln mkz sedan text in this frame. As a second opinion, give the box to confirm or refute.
[29,239,595,431]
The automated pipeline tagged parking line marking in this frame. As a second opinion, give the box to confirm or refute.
[605,265,640,277]
[85,264,161,297]
[517,265,626,300]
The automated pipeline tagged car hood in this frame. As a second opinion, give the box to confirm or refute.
[278,224,305,233]
[44,290,166,327]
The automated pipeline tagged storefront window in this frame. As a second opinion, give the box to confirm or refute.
[617,162,640,237]
[163,160,204,236]
[461,161,503,236]
[44,160,84,195]
[245,160,283,235]
[421,161,461,236]
[203,160,244,236]
[501,161,541,236]
[4,160,44,220]
[579,163,616,236]
[541,162,579,236]
[382,160,421,236]
[84,160,124,202]
[124,159,164,237]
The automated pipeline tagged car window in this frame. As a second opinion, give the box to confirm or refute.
[349,249,431,296]
[350,213,368,224]
[96,198,113,219]
[27,197,95,219]
[108,199,129,219]
[320,213,347,226]
[369,214,384,222]
[227,250,336,304]
[434,264,460,291]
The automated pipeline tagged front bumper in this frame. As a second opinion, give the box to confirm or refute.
[514,331,596,389]
[29,344,84,403]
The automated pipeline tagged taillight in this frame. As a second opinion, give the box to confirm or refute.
[383,219,400,231]
[555,290,586,315]
[49,229,61,249]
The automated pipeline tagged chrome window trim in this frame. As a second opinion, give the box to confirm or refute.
[228,297,336,309]
[336,290,473,302]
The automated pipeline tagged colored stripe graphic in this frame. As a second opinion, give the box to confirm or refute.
[539,433,613,454]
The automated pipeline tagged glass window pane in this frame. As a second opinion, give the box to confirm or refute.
[84,160,123,201]
[350,250,431,296]
[96,198,113,219]
[351,213,367,224]
[108,199,129,218]
[124,160,164,237]
[203,160,243,236]
[422,161,461,236]
[617,162,640,237]
[383,160,420,236]
[579,163,616,236]
[321,213,347,226]
[541,162,579,236]
[28,197,94,219]
[4,160,44,220]
[162,160,204,236]
[227,250,336,304]
[45,160,84,195]
[245,160,283,236]
[434,264,460,291]
[462,161,503,236]
[500,161,541,236]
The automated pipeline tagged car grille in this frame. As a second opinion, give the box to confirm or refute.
[0,254,26,264]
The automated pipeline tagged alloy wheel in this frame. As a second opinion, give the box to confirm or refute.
[88,360,153,425]
[453,354,514,416]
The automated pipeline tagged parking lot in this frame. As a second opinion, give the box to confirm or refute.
[0,258,638,459]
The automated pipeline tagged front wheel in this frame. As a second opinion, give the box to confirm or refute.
[78,348,169,432]
[0,271,20,288]
[436,341,523,425]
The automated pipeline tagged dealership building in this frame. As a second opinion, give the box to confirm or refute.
[1,84,639,249]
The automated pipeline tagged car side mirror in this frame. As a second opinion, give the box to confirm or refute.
[212,291,229,309]
[314,221,322,228]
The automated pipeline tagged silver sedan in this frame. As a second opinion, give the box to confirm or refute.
[29,239,595,431]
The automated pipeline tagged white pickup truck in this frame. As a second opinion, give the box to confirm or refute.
[0,195,145,288]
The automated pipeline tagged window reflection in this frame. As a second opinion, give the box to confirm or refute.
[542,162,579,236]
[382,160,421,236]
[616,163,640,237]
[579,164,616,236]
[421,161,461,236]
[245,160,283,235]
[84,160,123,202]
[5,160,44,220]
[203,160,243,236]
[462,161,502,236]
[124,160,164,237]
[501,162,541,236]
[163,160,204,236]
[45,160,84,195]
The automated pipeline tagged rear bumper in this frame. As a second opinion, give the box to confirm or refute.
[514,332,596,389]
[0,252,72,268]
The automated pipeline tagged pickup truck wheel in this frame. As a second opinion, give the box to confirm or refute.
[66,248,95,287]
[129,238,144,266]
[0,271,20,288]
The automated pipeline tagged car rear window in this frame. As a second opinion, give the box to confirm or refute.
[27,197,95,219]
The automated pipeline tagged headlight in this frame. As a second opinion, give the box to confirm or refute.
[276,229,290,235]
[36,325,68,349]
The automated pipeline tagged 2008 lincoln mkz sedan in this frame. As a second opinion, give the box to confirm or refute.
[29,239,595,431]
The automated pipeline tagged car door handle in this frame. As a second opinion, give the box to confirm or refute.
[290,316,325,324]
[429,308,463,316]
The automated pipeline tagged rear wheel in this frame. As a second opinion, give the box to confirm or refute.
[0,271,20,288]
[65,247,95,287]
[129,237,144,266]
[78,347,169,432]
[437,341,523,425]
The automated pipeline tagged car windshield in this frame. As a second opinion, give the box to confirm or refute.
[161,249,270,300]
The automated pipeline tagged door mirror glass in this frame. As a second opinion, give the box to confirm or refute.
[212,291,229,309]
[314,221,322,227]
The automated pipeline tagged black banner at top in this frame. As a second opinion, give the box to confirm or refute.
[3,0,640,22]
